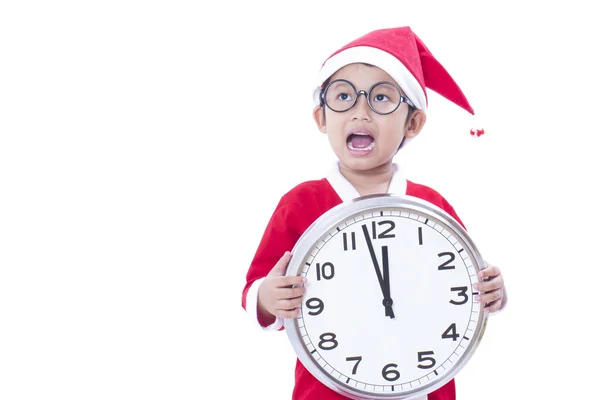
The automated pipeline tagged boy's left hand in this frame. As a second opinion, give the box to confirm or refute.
[473,263,506,313]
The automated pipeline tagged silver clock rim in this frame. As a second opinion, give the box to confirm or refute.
[283,193,489,399]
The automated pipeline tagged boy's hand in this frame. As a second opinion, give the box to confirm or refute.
[258,252,307,321]
[473,262,506,313]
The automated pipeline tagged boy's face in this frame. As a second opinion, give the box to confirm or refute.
[313,64,425,173]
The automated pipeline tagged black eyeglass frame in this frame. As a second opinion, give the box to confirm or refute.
[320,79,416,115]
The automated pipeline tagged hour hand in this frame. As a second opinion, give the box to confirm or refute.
[381,246,394,318]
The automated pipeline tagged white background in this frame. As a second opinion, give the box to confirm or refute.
[1,1,598,399]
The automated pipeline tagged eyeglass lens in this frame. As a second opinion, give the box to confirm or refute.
[324,81,402,114]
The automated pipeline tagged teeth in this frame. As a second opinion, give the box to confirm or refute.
[348,141,375,151]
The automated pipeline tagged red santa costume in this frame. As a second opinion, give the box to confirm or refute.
[242,26,478,400]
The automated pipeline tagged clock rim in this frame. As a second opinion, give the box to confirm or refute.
[283,194,489,399]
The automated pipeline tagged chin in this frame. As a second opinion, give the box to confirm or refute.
[340,157,390,172]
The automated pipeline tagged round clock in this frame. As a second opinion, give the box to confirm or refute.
[284,194,488,399]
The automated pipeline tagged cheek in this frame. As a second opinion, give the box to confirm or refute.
[324,115,346,138]
[376,119,406,146]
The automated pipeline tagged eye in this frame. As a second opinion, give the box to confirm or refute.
[370,83,400,104]
[373,94,390,102]
[338,92,353,101]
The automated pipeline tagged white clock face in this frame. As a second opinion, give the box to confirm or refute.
[286,200,486,399]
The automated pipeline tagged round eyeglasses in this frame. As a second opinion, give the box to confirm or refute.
[320,79,415,115]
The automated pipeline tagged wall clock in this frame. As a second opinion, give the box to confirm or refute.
[284,194,488,399]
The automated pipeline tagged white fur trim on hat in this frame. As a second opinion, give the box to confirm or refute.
[312,46,427,112]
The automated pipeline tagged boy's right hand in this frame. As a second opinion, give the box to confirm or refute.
[257,251,307,321]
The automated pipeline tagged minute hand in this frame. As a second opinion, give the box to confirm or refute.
[361,225,395,318]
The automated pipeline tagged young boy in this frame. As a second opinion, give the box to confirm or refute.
[241,26,507,400]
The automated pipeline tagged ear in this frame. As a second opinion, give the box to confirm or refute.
[313,105,327,134]
[404,109,427,139]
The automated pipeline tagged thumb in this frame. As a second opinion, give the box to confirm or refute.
[268,251,292,276]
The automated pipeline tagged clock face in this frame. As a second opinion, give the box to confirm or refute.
[285,195,487,399]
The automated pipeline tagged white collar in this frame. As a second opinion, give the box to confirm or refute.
[326,162,407,202]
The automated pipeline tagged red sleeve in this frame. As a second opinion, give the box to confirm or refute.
[241,198,303,325]
[439,196,467,231]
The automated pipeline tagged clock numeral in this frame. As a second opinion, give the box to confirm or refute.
[437,252,456,270]
[382,363,400,382]
[305,297,324,316]
[449,286,469,305]
[418,227,423,245]
[345,356,362,374]
[343,232,356,251]
[442,323,460,341]
[417,351,436,369]
[369,220,396,239]
[318,333,338,350]
[315,262,335,281]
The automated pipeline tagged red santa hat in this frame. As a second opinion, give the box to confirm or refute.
[313,27,483,145]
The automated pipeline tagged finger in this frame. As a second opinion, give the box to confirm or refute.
[276,275,307,288]
[281,286,306,299]
[475,288,502,305]
[276,296,304,311]
[478,265,501,280]
[267,251,293,277]
[484,297,503,313]
[473,274,504,293]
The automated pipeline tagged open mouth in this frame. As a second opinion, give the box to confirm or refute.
[347,133,375,151]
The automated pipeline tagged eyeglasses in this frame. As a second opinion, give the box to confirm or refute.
[320,79,415,115]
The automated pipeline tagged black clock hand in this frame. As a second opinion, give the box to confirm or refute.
[361,225,395,318]
[362,225,384,285]
[381,245,395,318]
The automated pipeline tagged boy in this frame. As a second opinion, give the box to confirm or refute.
[241,26,507,400]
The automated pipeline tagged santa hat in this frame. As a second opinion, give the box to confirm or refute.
[314,26,483,146]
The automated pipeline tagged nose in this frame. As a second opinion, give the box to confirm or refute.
[351,91,371,121]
